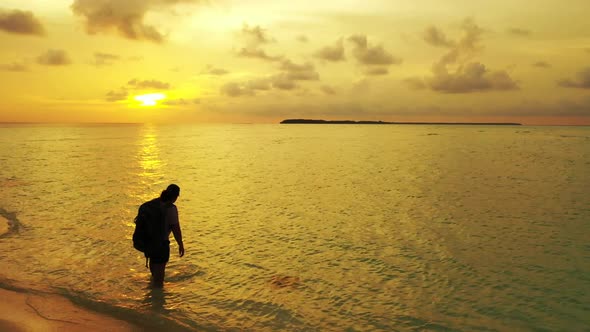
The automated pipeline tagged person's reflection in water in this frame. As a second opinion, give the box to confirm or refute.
[146,287,166,312]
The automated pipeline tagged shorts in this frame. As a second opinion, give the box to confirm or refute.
[148,241,170,264]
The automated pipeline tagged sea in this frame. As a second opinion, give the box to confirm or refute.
[0,123,588,331]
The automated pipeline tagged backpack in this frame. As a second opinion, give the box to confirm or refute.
[132,198,165,263]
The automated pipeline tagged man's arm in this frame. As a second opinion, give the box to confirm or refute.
[169,206,185,257]
[171,223,184,257]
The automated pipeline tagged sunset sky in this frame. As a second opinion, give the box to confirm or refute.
[1,0,589,124]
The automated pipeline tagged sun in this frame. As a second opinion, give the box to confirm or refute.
[134,93,166,106]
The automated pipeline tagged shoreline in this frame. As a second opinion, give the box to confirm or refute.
[0,278,199,332]
[0,275,201,332]
[0,287,139,332]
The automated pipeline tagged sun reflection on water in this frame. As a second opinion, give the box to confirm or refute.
[138,125,164,181]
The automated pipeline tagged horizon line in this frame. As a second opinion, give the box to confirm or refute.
[0,121,589,127]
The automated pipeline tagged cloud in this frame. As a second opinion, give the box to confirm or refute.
[246,78,271,91]
[296,35,308,43]
[348,34,401,65]
[37,49,72,66]
[429,62,519,93]
[321,85,336,95]
[557,67,590,89]
[0,62,28,72]
[236,47,282,62]
[351,78,371,93]
[270,74,297,90]
[201,64,229,75]
[106,89,128,101]
[162,98,200,106]
[0,9,45,36]
[553,98,590,116]
[423,26,454,48]
[363,67,389,76]
[220,82,255,97]
[71,0,203,43]
[235,23,282,62]
[106,78,170,101]
[128,79,170,89]
[314,39,345,62]
[224,77,275,96]
[240,95,590,120]
[239,23,274,46]
[419,18,518,93]
[93,52,120,66]
[220,59,319,97]
[507,28,532,36]
[426,18,483,67]
[403,77,427,90]
[440,18,484,62]
[279,59,319,81]
[480,97,590,117]
[532,61,551,68]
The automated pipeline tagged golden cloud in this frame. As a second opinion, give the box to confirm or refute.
[71,0,203,43]
[429,62,519,93]
[0,9,45,36]
[423,26,454,48]
[418,18,519,93]
[37,49,72,66]
[558,67,590,89]
[507,28,532,36]
[348,34,401,65]
[201,64,229,76]
[93,52,120,66]
[0,62,28,72]
[127,79,171,89]
[314,39,345,62]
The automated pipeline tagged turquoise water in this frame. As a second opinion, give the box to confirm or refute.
[0,124,589,331]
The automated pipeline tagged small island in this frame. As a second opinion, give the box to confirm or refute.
[280,119,522,125]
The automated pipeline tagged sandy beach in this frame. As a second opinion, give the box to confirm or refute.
[0,288,139,332]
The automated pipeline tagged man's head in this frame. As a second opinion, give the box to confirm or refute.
[161,184,180,203]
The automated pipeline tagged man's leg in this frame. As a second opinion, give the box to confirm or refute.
[148,243,170,288]
[149,262,166,288]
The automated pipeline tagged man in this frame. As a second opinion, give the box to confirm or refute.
[149,184,185,287]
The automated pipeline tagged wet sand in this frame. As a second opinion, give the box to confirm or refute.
[0,216,8,236]
[0,319,25,332]
[0,288,139,332]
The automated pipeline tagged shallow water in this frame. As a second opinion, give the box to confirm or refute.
[0,123,589,331]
